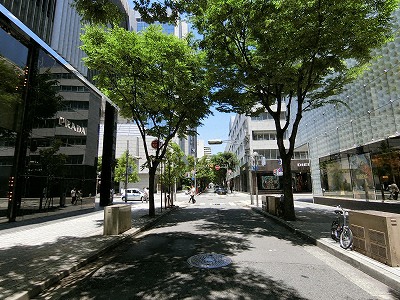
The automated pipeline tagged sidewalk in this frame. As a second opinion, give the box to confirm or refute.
[0,196,177,300]
[251,197,400,292]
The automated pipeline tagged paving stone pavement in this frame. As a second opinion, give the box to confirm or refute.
[0,198,176,300]
[251,199,400,294]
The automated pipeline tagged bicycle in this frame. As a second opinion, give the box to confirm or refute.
[330,205,353,249]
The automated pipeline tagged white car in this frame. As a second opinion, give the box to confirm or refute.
[122,188,145,202]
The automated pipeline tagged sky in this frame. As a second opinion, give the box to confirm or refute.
[197,107,235,154]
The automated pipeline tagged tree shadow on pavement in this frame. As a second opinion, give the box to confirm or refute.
[46,205,399,299]
[41,206,323,299]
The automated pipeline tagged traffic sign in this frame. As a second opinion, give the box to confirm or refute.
[151,139,159,149]
[215,165,220,170]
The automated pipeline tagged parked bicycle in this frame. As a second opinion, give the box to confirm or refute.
[330,205,353,249]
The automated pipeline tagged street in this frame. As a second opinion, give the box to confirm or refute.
[36,192,396,299]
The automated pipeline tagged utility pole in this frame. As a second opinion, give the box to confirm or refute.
[192,148,197,192]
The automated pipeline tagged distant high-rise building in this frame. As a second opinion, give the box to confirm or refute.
[203,146,212,157]
[133,11,188,38]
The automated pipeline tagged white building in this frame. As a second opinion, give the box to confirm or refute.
[227,104,311,194]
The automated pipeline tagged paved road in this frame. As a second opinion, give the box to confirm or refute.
[36,193,395,299]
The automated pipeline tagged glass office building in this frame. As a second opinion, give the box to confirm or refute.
[0,4,117,222]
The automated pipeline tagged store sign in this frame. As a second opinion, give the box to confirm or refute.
[58,116,86,135]
[297,163,310,167]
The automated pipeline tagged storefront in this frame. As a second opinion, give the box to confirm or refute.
[0,8,116,222]
[253,159,311,194]
[233,159,312,194]
[320,136,400,201]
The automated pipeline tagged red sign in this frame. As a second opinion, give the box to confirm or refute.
[151,139,160,149]
[215,165,220,170]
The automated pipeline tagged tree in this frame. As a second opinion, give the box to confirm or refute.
[190,0,398,220]
[74,0,399,220]
[38,140,67,210]
[81,25,212,216]
[72,0,123,25]
[113,150,140,185]
[160,142,186,205]
[211,152,239,187]
[195,156,216,191]
[187,0,398,220]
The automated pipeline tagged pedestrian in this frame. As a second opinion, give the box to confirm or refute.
[75,189,82,205]
[388,183,399,200]
[71,187,77,204]
[143,187,149,203]
[188,185,196,203]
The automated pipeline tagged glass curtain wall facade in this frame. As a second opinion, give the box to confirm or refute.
[320,138,400,201]
[295,9,400,202]
[0,5,109,221]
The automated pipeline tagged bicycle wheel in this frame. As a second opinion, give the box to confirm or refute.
[330,221,340,241]
[339,226,353,249]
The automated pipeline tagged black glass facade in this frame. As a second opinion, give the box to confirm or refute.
[0,6,116,222]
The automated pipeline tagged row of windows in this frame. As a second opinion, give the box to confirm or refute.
[29,154,84,165]
[0,153,84,166]
[51,73,76,80]
[253,149,309,160]
[136,19,175,35]
[32,137,87,147]
[57,85,89,93]
[253,132,277,140]
[33,119,88,129]
[251,112,286,121]
[252,131,288,141]
[61,101,89,111]
[253,149,280,160]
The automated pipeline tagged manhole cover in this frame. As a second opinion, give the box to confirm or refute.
[187,253,232,269]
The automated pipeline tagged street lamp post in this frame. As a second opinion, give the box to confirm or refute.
[252,152,259,207]
[191,148,197,193]
[125,140,129,193]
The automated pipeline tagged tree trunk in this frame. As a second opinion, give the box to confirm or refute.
[148,166,157,217]
[282,157,296,220]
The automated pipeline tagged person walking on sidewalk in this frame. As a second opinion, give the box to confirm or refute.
[71,187,77,204]
[143,187,149,203]
[188,185,196,203]
[388,183,399,200]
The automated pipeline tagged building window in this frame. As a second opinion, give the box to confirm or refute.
[253,131,277,140]
[293,151,309,159]
[251,112,285,121]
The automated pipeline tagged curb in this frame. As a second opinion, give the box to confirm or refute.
[251,207,400,293]
[7,206,178,300]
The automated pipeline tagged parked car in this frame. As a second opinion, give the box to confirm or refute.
[122,188,145,202]
[215,187,228,195]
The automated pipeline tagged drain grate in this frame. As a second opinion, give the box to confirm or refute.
[187,253,232,269]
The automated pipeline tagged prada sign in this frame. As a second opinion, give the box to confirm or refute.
[58,116,87,135]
